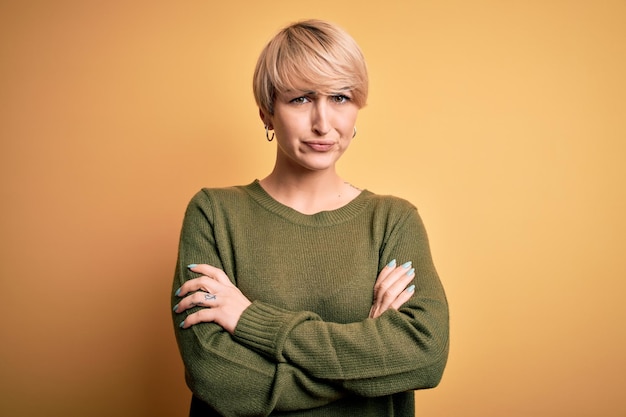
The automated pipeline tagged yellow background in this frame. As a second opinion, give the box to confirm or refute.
[1,1,625,416]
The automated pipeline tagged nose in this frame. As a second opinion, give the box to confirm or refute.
[311,99,331,136]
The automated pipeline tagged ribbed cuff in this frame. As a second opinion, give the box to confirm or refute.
[234,301,311,362]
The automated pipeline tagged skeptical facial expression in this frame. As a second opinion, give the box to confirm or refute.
[265,87,359,173]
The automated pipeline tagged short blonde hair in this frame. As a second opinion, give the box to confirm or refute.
[253,19,368,115]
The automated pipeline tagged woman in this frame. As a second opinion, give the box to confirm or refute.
[172,19,449,417]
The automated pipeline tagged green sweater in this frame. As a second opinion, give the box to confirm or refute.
[172,180,449,417]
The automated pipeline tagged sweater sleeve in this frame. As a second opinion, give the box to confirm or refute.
[172,192,348,416]
[232,203,450,397]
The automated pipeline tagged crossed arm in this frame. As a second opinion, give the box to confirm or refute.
[172,255,447,415]
[174,260,417,334]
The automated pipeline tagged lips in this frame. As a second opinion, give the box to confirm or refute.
[304,141,335,152]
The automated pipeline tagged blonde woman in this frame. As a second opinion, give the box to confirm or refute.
[172,19,449,417]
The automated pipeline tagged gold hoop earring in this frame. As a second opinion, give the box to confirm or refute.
[352,126,357,138]
[265,125,274,142]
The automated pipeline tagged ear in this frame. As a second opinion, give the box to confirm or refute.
[259,108,272,129]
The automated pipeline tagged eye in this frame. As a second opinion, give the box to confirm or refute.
[330,94,351,104]
[290,96,310,104]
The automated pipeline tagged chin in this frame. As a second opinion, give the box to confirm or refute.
[302,156,341,171]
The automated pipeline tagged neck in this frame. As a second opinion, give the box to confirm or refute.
[259,169,360,215]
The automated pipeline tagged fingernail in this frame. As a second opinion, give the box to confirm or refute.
[187,264,197,269]
[387,259,397,268]
[179,320,185,328]
[175,287,181,296]
[401,261,412,269]
[172,303,179,312]
[407,284,415,293]
[406,268,415,276]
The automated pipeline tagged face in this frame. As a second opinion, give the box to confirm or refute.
[262,86,359,174]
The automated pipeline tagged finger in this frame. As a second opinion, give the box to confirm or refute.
[369,303,379,319]
[175,275,220,297]
[374,261,413,304]
[372,259,398,298]
[389,285,416,311]
[188,263,232,286]
[370,284,415,318]
[173,291,218,313]
[376,259,397,283]
[179,308,217,329]
[375,267,415,312]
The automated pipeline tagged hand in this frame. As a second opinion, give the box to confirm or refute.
[369,259,416,318]
[173,264,252,334]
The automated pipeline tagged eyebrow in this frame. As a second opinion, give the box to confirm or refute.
[286,87,351,96]
[283,89,317,95]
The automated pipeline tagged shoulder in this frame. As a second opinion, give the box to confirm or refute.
[364,192,431,244]
[183,183,254,219]
[359,192,424,232]
[188,183,252,205]
[364,192,418,215]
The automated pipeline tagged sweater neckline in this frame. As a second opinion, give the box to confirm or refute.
[244,179,373,226]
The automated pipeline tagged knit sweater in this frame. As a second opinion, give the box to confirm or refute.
[171,180,449,417]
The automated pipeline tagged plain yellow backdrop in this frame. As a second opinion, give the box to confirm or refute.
[1,1,625,416]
